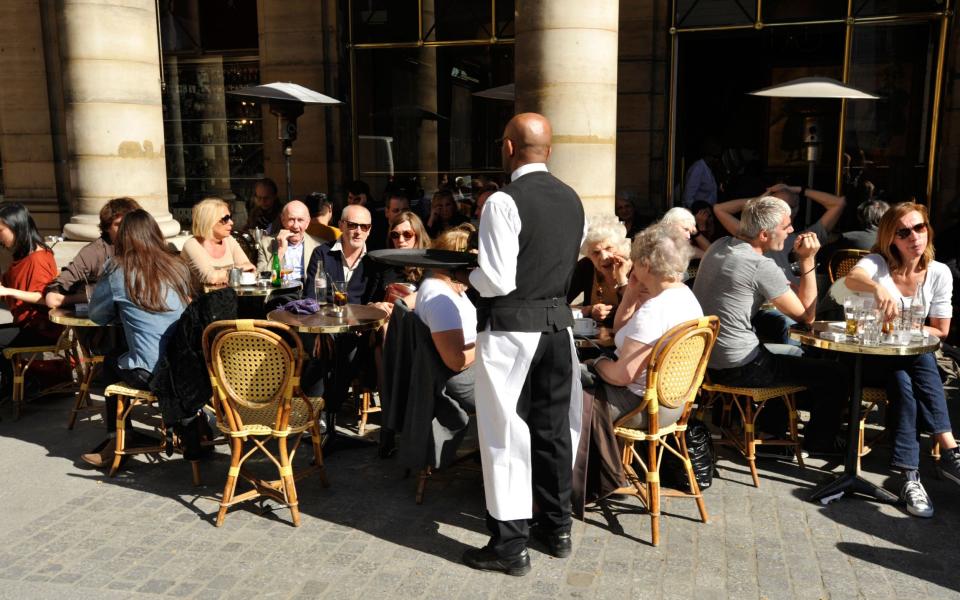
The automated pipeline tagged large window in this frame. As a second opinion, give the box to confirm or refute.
[668,0,952,211]
[349,0,514,197]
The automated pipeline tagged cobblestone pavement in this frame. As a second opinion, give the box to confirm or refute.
[1,392,959,599]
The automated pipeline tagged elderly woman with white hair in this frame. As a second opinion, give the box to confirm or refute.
[660,207,710,257]
[567,216,633,324]
[586,223,703,425]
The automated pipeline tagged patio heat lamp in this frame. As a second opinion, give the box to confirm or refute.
[228,82,343,202]
[749,77,878,225]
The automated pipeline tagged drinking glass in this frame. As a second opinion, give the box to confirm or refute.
[909,301,927,337]
[843,298,860,337]
[859,309,881,345]
[328,279,346,317]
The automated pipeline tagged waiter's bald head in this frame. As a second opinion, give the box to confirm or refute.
[501,112,552,174]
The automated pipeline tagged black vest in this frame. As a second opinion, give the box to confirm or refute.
[477,170,585,332]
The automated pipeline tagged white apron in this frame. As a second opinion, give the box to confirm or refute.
[474,328,583,521]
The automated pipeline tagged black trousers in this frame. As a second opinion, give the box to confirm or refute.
[486,329,573,557]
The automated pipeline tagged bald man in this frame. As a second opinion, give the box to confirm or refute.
[303,204,384,448]
[462,113,586,575]
[261,200,325,281]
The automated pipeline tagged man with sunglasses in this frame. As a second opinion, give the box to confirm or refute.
[303,204,383,449]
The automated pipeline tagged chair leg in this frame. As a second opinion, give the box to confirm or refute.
[678,433,709,524]
[277,436,300,527]
[648,438,660,547]
[744,400,760,487]
[217,438,243,527]
[68,360,100,430]
[310,422,329,487]
[358,390,370,436]
[11,359,25,420]
[109,395,128,477]
[416,467,431,504]
[785,395,805,470]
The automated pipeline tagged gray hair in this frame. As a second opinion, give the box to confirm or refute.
[739,196,791,240]
[631,223,693,282]
[660,207,696,231]
[581,215,630,257]
[858,199,889,228]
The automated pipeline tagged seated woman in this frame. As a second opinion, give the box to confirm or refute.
[845,201,960,518]
[661,206,710,259]
[380,211,431,304]
[414,224,477,381]
[426,189,470,238]
[83,209,194,467]
[181,197,255,286]
[0,203,62,396]
[568,216,632,324]
[587,224,703,428]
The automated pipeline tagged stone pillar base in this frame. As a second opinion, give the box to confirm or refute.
[63,211,181,241]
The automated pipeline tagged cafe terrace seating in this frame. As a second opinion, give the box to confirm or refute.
[202,319,328,527]
[613,316,718,546]
[4,328,79,420]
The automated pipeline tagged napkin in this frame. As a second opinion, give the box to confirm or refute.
[282,298,320,314]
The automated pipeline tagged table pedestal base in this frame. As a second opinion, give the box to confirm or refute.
[810,472,898,504]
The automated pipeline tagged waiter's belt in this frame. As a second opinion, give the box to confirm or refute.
[477,296,574,333]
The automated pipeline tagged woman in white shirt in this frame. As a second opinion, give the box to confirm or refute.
[590,224,704,428]
[414,224,477,406]
[846,202,960,518]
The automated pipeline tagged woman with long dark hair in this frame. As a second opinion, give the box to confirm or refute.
[0,203,61,395]
[82,209,194,467]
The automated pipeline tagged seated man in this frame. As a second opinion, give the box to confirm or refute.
[44,197,141,308]
[693,196,846,455]
[714,183,845,345]
[305,192,341,243]
[303,204,384,447]
[261,200,324,282]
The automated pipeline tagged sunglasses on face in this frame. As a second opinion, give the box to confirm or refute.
[390,230,415,241]
[219,214,233,225]
[342,220,372,232]
[895,222,927,240]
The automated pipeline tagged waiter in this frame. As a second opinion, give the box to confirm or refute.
[461,113,586,576]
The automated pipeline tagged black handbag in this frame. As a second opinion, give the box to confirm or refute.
[660,417,715,492]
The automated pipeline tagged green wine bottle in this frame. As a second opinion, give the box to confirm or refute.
[271,251,282,287]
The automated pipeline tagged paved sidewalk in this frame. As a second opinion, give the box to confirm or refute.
[0,393,959,599]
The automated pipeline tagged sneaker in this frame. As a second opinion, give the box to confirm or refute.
[900,479,934,518]
[936,448,960,486]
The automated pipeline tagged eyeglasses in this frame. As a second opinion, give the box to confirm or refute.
[219,214,233,224]
[390,230,415,241]
[342,220,372,232]
[895,222,927,240]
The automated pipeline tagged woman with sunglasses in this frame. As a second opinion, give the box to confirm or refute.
[381,211,431,301]
[846,202,960,518]
[181,197,255,286]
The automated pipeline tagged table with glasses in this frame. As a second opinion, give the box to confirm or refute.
[574,325,615,351]
[203,281,301,298]
[789,321,940,504]
[266,304,389,335]
[48,307,114,429]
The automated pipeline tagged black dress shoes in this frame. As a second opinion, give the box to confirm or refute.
[531,528,572,558]
[462,546,531,576]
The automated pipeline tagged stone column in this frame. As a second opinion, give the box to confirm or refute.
[515,0,619,219]
[58,0,179,240]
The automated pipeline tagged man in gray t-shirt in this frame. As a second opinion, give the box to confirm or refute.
[693,196,846,454]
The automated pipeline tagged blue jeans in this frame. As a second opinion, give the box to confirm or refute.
[863,352,952,470]
[752,308,800,347]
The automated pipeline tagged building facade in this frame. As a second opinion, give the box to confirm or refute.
[0,1,956,239]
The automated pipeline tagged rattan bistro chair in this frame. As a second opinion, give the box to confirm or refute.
[828,248,869,283]
[613,316,719,547]
[4,327,79,420]
[202,319,329,527]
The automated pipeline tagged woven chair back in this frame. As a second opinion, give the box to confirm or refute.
[202,320,304,430]
[828,248,869,283]
[647,316,720,410]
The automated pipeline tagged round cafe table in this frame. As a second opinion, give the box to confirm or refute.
[203,281,300,297]
[49,307,113,429]
[789,321,940,504]
[266,304,388,335]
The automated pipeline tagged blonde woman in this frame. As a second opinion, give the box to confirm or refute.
[181,197,255,285]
